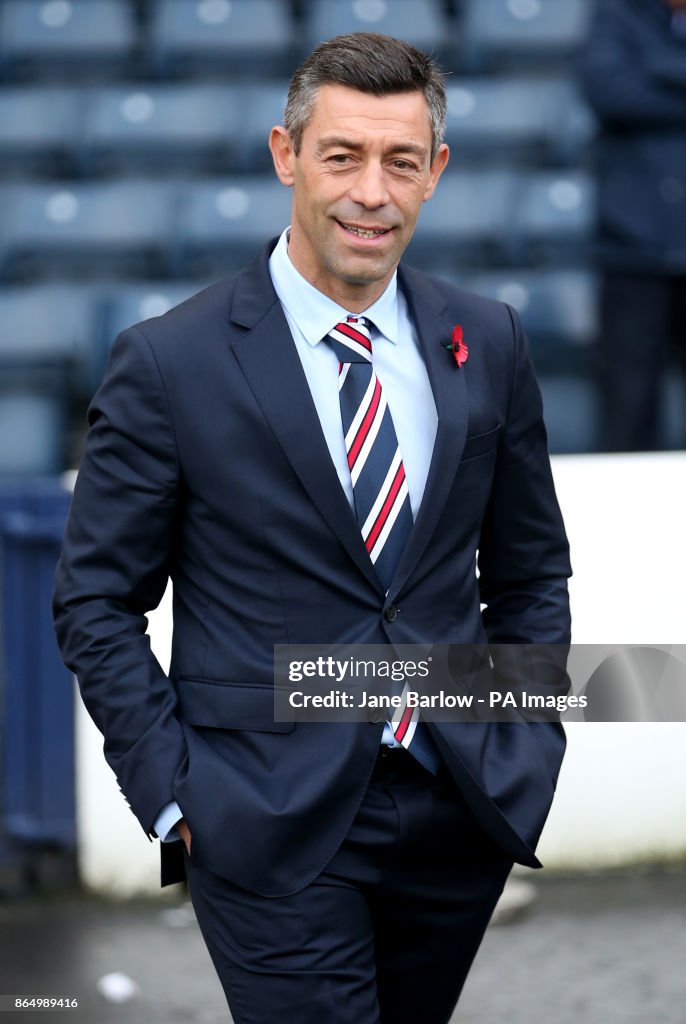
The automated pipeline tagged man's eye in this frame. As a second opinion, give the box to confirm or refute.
[393,160,415,171]
[329,154,352,164]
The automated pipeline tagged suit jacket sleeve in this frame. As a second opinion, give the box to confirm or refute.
[53,325,186,836]
[477,304,571,647]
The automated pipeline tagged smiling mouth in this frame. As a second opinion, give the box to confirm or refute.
[339,222,391,239]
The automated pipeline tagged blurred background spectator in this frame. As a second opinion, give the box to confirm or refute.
[578,0,686,451]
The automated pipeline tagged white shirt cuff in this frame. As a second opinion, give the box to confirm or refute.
[154,801,183,843]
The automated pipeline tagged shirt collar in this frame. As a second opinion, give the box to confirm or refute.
[269,227,400,347]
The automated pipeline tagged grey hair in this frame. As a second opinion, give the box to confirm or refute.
[284,33,447,162]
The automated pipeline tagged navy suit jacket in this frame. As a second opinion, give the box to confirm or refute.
[53,239,571,896]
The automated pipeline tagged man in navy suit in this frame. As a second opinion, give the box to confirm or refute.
[578,0,686,450]
[54,33,571,1024]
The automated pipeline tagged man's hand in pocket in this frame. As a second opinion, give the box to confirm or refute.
[178,818,192,854]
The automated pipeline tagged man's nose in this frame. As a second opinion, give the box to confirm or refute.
[348,162,391,209]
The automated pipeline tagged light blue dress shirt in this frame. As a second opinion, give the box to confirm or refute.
[154,228,438,843]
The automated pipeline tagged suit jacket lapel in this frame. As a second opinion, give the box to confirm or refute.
[388,265,469,597]
[228,243,384,595]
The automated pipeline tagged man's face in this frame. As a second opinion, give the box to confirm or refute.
[270,84,449,307]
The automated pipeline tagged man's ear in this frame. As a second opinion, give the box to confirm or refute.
[423,143,450,202]
[269,125,296,186]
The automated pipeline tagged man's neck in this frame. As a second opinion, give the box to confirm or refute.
[285,242,395,313]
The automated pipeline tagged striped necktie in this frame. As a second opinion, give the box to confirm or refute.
[326,316,440,774]
[326,315,412,591]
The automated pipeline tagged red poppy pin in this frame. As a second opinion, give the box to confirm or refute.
[445,324,468,368]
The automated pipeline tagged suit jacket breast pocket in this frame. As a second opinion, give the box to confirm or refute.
[460,424,502,463]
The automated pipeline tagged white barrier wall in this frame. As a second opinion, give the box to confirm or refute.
[537,453,686,866]
[76,453,686,895]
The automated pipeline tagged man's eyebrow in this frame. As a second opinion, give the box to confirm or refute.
[316,136,363,152]
[316,137,428,159]
[385,142,428,159]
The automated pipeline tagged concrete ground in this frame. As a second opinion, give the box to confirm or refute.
[0,867,684,1024]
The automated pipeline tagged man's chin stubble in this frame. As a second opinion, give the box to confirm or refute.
[326,256,397,287]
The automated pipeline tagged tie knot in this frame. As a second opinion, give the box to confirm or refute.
[326,317,372,364]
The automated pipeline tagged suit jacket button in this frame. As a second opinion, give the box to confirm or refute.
[369,709,386,724]
[384,604,398,623]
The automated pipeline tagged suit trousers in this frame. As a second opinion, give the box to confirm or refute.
[599,270,686,451]
[184,747,514,1024]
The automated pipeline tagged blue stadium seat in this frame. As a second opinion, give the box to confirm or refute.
[304,0,452,55]
[545,79,597,165]
[407,170,517,266]
[234,82,290,170]
[0,284,99,398]
[462,0,591,71]
[0,87,81,174]
[466,269,598,355]
[103,281,203,340]
[176,177,292,274]
[663,373,686,450]
[80,84,241,173]
[538,374,599,454]
[512,171,595,264]
[0,181,178,279]
[0,391,66,477]
[94,281,203,388]
[149,0,295,75]
[464,265,601,453]
[444,76,595,166]
[0,0,137,75]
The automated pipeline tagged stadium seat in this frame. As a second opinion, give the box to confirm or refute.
[663,373,686,450]
[0,0,137,77]
[444,76,595,167]
[80,84,241,174]
[303,0,452,56]
[149,0,295,76]
[234,82,290,170]
[0,284,99,398]
[176,177,292,274]
[94,280,204,388]
[466,269,598,357]
[462,0,591,71]
[0,391,66,477]
[0,87,82,175]
[545,79,597,165]
[102,281,203,339]
[538,374,599,454]
[0,180,178,280]
[407,170,517,266]
[512,171,595,264]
